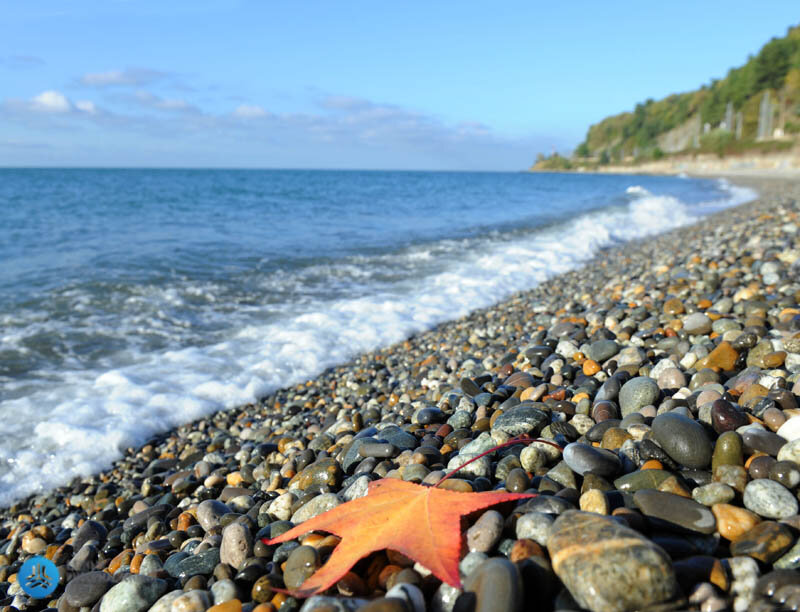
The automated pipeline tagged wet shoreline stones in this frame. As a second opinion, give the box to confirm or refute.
[2,176,800,611]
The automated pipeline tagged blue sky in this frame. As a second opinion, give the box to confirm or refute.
[1,1,798,170]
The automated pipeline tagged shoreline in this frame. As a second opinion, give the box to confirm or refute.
[2,174,800,611]
[533,150,800,177]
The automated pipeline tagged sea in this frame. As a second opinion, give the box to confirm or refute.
[0,169,756,506]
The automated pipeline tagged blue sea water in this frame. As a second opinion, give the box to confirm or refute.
[0,169,755,505]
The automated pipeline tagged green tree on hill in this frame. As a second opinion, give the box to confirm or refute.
[574,24,800,159]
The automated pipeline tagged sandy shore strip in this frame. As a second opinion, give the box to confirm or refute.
[2,175,800,611]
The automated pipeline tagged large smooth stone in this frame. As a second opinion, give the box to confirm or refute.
[548,511,680,612]
[587,340,619,362]
[99,575,168,612]
[563,443,621,478]
[491,404,548,437]
[743,428,786,457]
[730,521,794,563]
[743,479,799,519]
[652,412,712,469]
[777,417,800,442]
[462,557,523,612]
[619,377,660,417]
[633,490,716,534]
[613,469,673,492]
[64,571,114,607]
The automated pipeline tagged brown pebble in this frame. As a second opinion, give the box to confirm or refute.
[663,298,685,315]
[510,538,544,562]
[764,407,787,432]
[600,427,632,450]
[749,454,776,479]
[251,575,274,603]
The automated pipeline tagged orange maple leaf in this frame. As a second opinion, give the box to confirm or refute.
[264,478,533,597]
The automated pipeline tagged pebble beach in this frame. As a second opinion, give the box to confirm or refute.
[3,175,800,612]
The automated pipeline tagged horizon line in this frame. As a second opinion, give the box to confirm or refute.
[0,165,532,173]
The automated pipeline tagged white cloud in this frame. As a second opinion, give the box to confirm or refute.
[1,87,552,169]
[80,67,166,87]
[233,104,269,118]
[31,90,71,113]
[75,100,97,114]
[133,90,197,113]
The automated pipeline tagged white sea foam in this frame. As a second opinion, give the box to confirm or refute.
[0,179,757,505]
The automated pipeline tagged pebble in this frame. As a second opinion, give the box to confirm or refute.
[283,545,320,590]
[515,511,554,546]
[466,510,504,553]
[743,479,799,519]
[548,510,680,612]
[711,503,761,541]
[618,376,660,417]
[587,339,619,362]
[684,313,713,335]
[731,521,795,563]
[64,570,115,607]
[652,412,713,469]
[171,589,213,611]
[446,452,491,479]
[196,500,230,532]
[385,583,425,612]
[657,367,687,390]
[562,442,621,477]
[462,557,522,612]
[220,521,253,570]
[778,438,800,463]
[490,404,548,436]
[148,590,184,612]
[692,482,735,506]
[633,490,717,534]
[769,460,800,489]
[99,575,168,612]
[291,492,342,523]
[210,578,239,605]
[712,430,743,471]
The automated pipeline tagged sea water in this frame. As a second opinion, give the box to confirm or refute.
[0,169,756,505]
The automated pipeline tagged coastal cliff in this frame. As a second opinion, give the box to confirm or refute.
[533,24,800,174]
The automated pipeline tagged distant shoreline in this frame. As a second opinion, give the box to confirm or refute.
[531,150,800,178]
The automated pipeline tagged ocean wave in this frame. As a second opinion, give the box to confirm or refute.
[0,177,757,506]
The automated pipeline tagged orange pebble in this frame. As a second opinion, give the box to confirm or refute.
[641,460,664,470]
[226,472,245,487]
[208,600,244,612]
[582,360,601,376]
[177,512,195,531]
[108,549,133,573]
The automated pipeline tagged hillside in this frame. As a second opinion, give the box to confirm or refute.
[534,24,800,170]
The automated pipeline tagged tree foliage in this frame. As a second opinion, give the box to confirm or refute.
[578,24,800,158]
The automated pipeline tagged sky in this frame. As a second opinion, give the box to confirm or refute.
[1,1,799,170]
